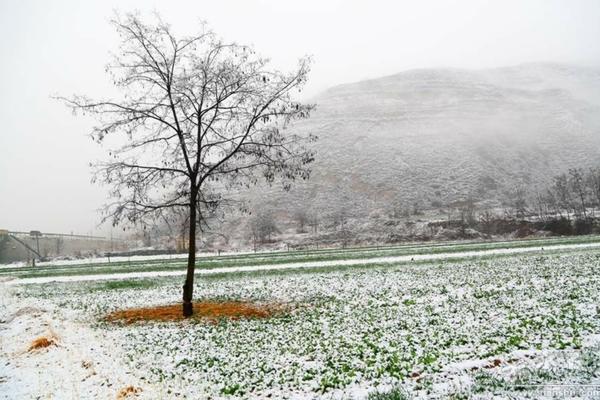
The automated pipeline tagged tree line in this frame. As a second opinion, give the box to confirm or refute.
[448,167,600,237]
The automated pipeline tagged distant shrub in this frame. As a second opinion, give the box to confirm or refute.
[573,218,593,235]
[477,218,520,235]
[542,217,573,236]
[515,223,535,238]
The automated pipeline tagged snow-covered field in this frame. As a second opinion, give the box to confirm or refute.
[1,241,600,399]
[3,235,600,281]
[4,240,600,286]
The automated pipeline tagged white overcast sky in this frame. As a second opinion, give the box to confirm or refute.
[1,0,599,236]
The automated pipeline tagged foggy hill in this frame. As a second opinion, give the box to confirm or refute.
[249,63,600,220]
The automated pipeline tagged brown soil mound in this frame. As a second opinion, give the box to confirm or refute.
[116,386,142,399]
[105,301,283,324]
[28,336,56,351]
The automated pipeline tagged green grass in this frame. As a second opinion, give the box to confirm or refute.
[368,387,410,400]
[96,279,158,291]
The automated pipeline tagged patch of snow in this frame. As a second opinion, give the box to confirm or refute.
[0,286,157,399]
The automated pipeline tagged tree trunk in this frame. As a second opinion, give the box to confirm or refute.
[580,193,587,220]
[182,188,197,317]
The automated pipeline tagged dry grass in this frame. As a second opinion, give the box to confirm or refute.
[104,301,284,324]
[116,386,142,399]
[28,336,56,351]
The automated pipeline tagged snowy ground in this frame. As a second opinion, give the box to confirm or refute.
[1,238,600,399]
[0,286,156,399]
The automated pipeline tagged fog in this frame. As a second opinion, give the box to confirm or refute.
[1,0,599,236]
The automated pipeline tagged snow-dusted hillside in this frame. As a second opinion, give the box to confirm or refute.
[257,63,600,218]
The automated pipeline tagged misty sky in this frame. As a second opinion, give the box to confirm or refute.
[1,0,599,236]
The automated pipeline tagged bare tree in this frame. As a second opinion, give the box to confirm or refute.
[568,168,588,219]
[458,196,477,228]
[293,207,308,233]
[533,191,553,222]
[478,209,496,235]
[552,173,573,219]
[307,210,320,234]
[585,167,600,213]
[331,209,349,231]
[331,209,351,247]
[157,207,190,251]
[60,13,316,316]
[250,210,279,245]
[504,186,528,219]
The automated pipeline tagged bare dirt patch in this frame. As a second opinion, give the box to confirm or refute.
[116,385,142,399]
[104,301,284,324]
[28,335,56,351]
